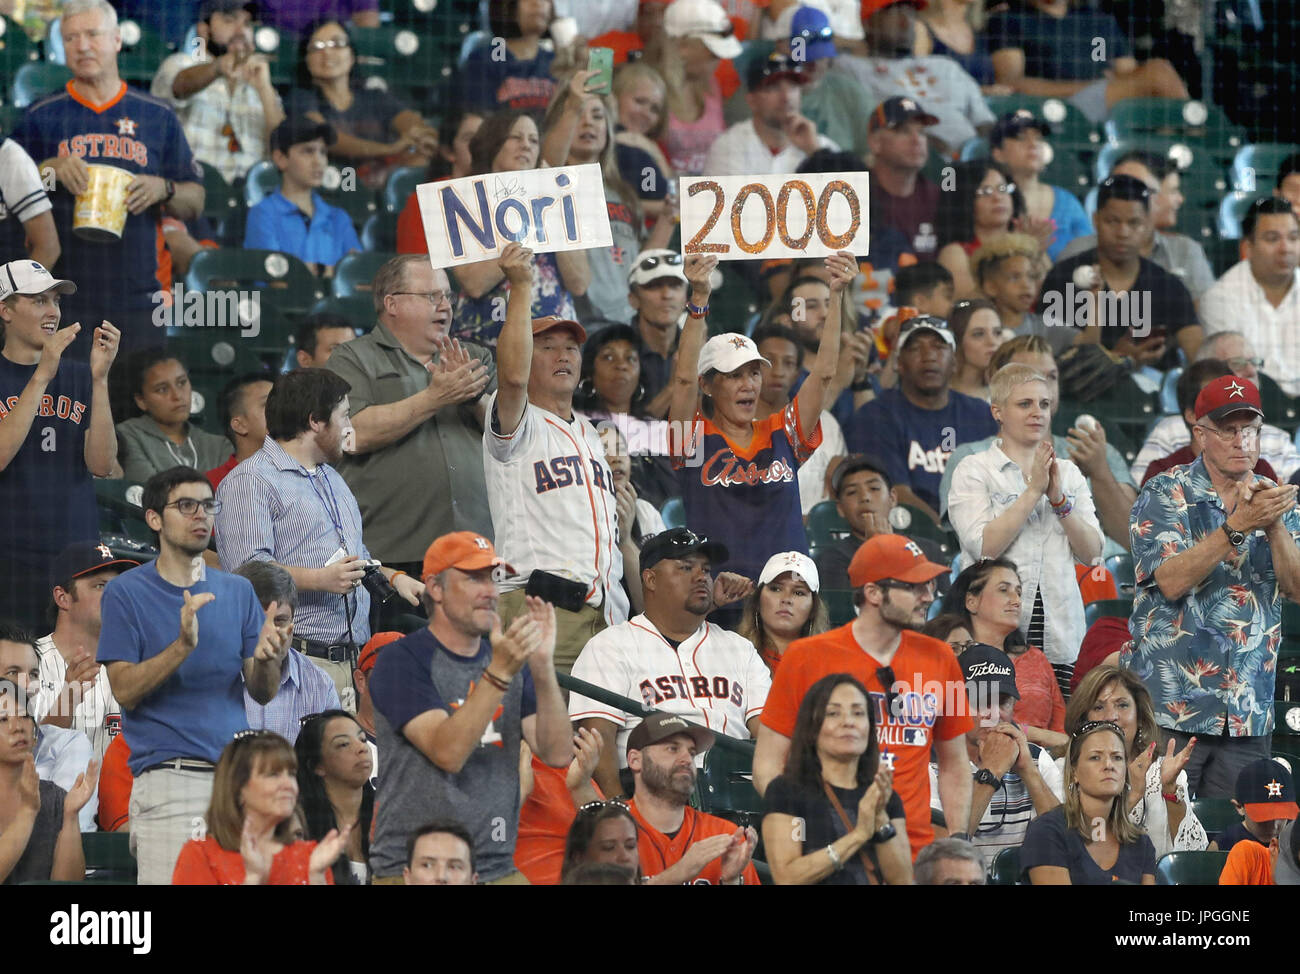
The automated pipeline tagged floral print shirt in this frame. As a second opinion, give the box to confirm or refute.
[1124,457,1300,737]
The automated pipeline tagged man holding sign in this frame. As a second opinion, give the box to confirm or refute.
[703,54,838,178]
[485,243,626,674]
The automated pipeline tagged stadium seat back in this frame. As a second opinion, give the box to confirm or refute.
[806,500,850,547]
[1154,850,1229,885]
[660,496,685,529]
[1187,798,1240,842]
[697,745,762,830]
[821,589,858,627]
[333,251,397,298]
[384,165,427,215]
[1083,599,1133,629]
[11,61,72,108]
[1231,143,1300,192]
[988,846,1021,885]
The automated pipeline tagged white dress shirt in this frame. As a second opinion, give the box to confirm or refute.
[701,120,838,178]
[947,441,1104,666]
[1201,261,1300,396]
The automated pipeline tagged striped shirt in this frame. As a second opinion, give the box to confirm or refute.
[215,436,373,645]
[243,648,341,743]
[0,138,53,225]
[34,635,121,763]
[929,748,1063,862]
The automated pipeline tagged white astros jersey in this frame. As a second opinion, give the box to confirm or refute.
[568,614,772,767]
[34,635,122,762]
[484,394,628,625]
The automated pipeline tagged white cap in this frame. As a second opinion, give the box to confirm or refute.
[627,249,688,287]
[698,332,770,376]
[0,261,76,301]
[664,0,744,59]
[822,0,865,41]
[759,551,820,592]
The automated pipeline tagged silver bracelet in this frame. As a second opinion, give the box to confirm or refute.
[826,844,843,871]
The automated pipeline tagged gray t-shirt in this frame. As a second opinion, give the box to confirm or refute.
[368,627,536,881]
[576,186,639,325]
[4,779,64,885]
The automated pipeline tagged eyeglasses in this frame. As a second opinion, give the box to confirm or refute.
[1226,357,1265,371]
[307,38,350,52]
[393,290,451,306]
[636,253,682,272]
[222,120,242,155]
[1194,422,1261,444]
[164,497,221,516]
[877,578,936,598]
[975,182,1017,197]
[876,665,900,720]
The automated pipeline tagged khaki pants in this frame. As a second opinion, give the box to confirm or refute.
[130,767,214,885]
[304,656,357,714]
[495,589,607,676]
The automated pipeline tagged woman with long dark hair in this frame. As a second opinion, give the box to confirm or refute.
[295,710,375,885]
[762,673,912,885]
[936,160,1033,298]
[560,801,642,883]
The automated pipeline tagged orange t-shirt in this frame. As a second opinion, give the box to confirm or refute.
[172,835,332,885]
[96,731,133,832]
[628,800,760,885]
[761,624,973,856]
[514,757,605,886]
[1218,841,1274,885]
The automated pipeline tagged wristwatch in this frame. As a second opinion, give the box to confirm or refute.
[973,768,1003,791]
[869,822,897,845]
[164,179,176,202]
[1222,520,1246,548]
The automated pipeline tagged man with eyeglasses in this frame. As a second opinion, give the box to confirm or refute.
[326,254,495,577]
[569,527,771,800]
[627,249,687,418]
[1201,197,1300,396]
[97,465,293,884]
[755,533,974,858]
[1126,374,1300,799]
[10,0,205,360]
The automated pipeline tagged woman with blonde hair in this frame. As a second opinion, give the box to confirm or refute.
[1063,665,1204,858]
[172,730,349,885]
[1020,720,1156,884]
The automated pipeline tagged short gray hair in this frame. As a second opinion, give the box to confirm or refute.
[914,838,987,885]
[1196,331,1247,361]
[372,254,433,316]
[989,362,1048,407]
[61,0,118,29]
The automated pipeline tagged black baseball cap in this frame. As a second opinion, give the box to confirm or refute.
[625,711,715,756]
[831,453,892,496]
[638,528,729,574]
[270,117,337,155]
[869,96,939,132]
[961,643,1020,702]
[199,0,257,20]
[746,52,809,91]
[1235,758,1299,823]
[49,540,140,591]
[990,109,1051,148]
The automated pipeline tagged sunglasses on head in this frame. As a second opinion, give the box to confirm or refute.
[797,25,834,41]
[1072,719,1124,740]
[232,728,281,742]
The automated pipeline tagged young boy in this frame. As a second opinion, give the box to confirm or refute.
[244,117,361,276]
[1214,758,1299,853]
[891,262,955,321]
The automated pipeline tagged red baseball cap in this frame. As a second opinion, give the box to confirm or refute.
[1194,375,1263,423]
[862,0,927,21]
[422,531,514,581]
[358,631,403,674]
[531,316,587,343]
[848,534,949,588]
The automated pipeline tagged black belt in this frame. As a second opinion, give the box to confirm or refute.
[291,635,358,664]
[141,758,215,774]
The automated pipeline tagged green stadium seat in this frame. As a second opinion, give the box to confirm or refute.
[1273,749,1300,775]
[243,160,281,207]
[383,165,426,214]
[11,61,72,108]
[333,251,397,298]
[988,846,1020,885]
[806,500,850,548]
[362,210,399,251]
[1043,148,1093,199]
[1094,139,1214,185]
[1105,553,1135,597]
[710,265,762,336]
[1154,850,1229,885]
[697,745,762,831]
[1084,599,1133,629]
[199,160,244,227]
[1231,143,1300,192]
[1256,372,1300,432]
[896,506,959,561]
[253,26,298,87]
[83,830,137,881]
[310,294,375,330]
[821,589,858,627]
[0,16,37,76]
[1204,237,1244,277]
[350,25,436,92]
[115,19,169,85]
[1188,798,1241,841]
[660,496,685,529]
[1103,99,1247,149]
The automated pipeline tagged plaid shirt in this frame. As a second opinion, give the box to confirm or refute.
[1125,456,1300,736]
[151,52,274,183]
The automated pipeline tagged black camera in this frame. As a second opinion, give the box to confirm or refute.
[360,560,398,605]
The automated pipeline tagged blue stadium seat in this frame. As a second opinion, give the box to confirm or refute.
[1231,143,1300,192]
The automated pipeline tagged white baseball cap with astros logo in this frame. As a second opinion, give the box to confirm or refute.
[697,332,770,376]
[0,261,76,301]
[758,551,820,592]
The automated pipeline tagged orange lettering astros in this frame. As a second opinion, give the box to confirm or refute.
[58,134,148,167]
[699,448,794,487]
[0,395,87,423]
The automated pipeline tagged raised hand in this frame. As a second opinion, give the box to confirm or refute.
[564,67,602,108]
[521,595,557,669]
[1015,213,1056,251]
[240,818,272,885]
[712,572,754,607]
[1159,735,1196,793]
[1065,418,1108,478]
[978,727,1019,779]
[1027,439,1054,497]
[1046,448,1063,505]
[498,241,535,286]
[64,758,101,820]
[64,648,100,694]
[683,253,717,304]
[488,611,542,678]
[88,321,121,382]
[34,324,81,385]
[253,600,292,663]
[678,833,733,877]
[1128,740,1157,807]
[614,479,637,541]
[308,823,353,882]
[426,339,490,410]
[179,589,217,652]
[719,825,758,882]
[17,754,41,814]
[825,251,858,294]
[994,721,1033,772]
[565,726,603,793]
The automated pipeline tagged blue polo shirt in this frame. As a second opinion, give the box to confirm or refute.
[97,561,265,775]
[244,188,361,269]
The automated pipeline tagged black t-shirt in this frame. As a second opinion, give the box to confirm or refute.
[984,8,1130,81]
[1215,821,1264,852]
[1038,249,1198,369]
[3,780,64,886]
[764,774,906,886]
[1019,806,1156,885]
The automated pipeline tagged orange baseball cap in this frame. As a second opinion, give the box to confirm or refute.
[847,533,949,588]
[358,631,403,673]
[531,316,587,343]
[421,531,514,580]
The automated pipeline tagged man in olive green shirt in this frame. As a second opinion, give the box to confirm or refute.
[325,255,496,574]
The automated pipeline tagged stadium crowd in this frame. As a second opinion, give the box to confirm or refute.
[2,0,1300,887]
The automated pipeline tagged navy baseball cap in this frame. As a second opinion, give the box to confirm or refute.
[790,5,836,62]
[1235,759,1299,823]
[270,117,337,154]
[638,528,729,574]
[960,643,1020,702]
[869,96,939,132]
[990,109,1052,148]
[49,540,140,591]
[746,52,809,91]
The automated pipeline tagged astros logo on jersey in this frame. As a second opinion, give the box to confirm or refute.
[116,117,137,136]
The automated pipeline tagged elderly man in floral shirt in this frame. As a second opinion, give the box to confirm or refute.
[1125,375,1300,798]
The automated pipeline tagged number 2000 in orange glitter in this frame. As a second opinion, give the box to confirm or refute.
[684,178,861,255]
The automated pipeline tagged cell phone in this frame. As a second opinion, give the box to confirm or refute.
[586,47,614,96]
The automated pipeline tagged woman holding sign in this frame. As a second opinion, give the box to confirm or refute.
[668,251,849,622]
